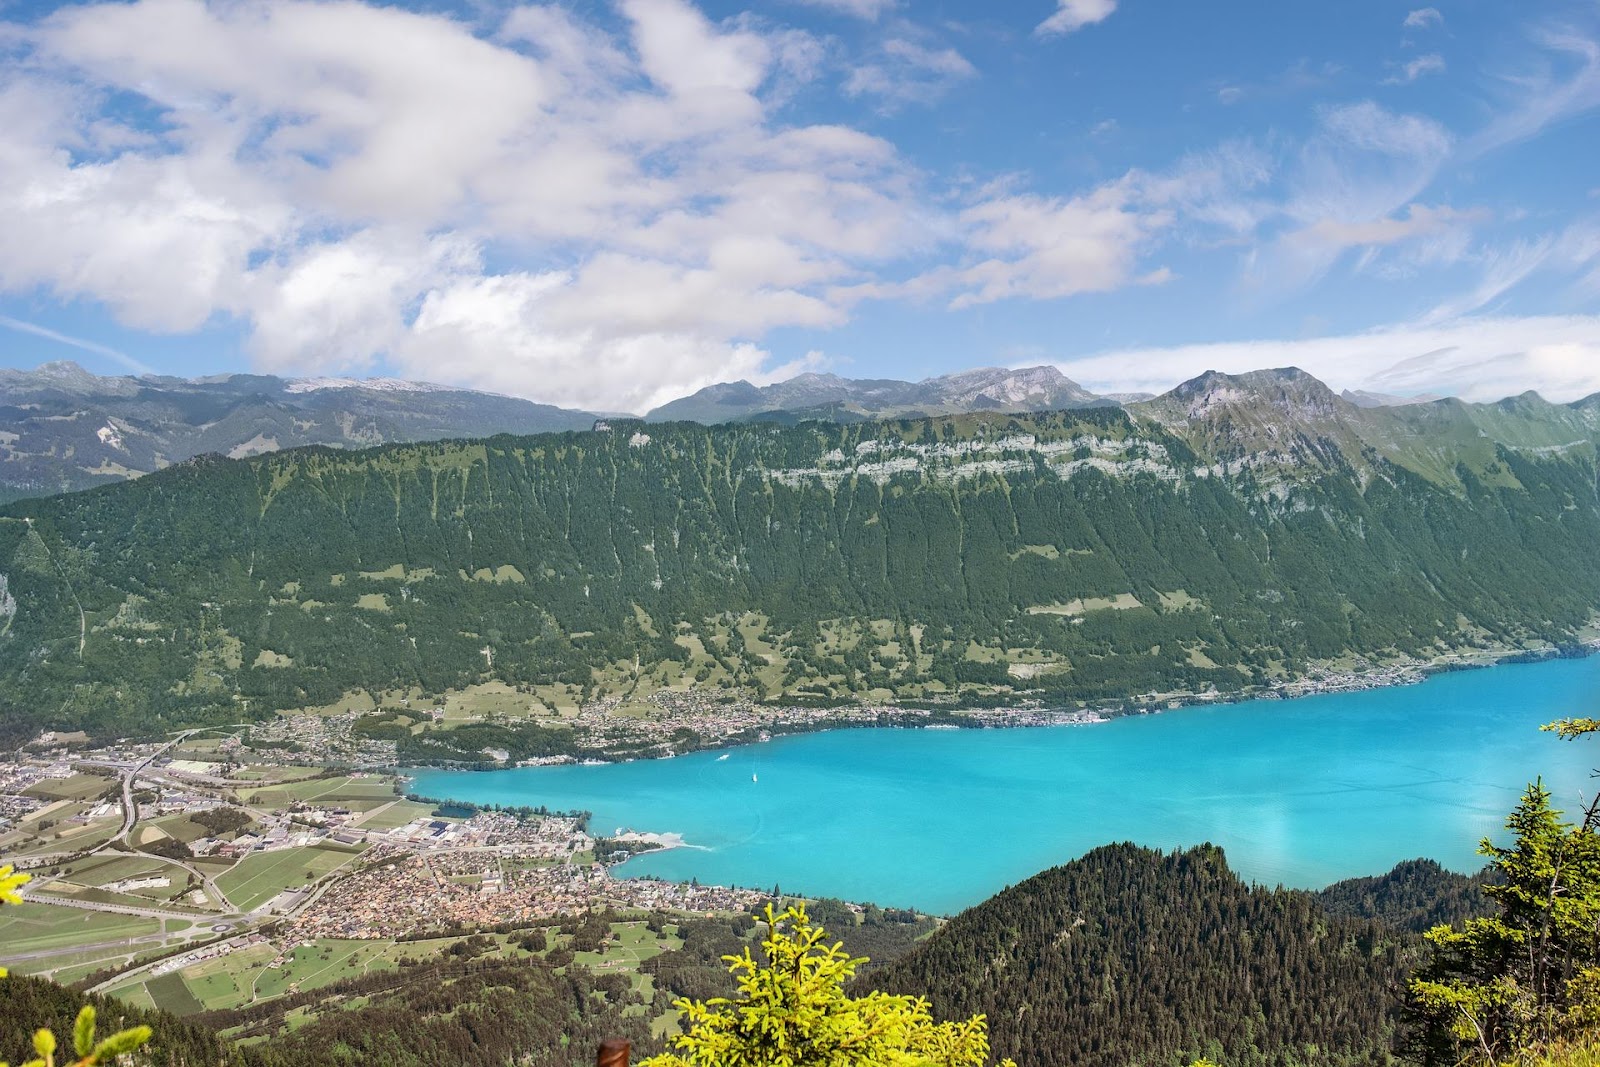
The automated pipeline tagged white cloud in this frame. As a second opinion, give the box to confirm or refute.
[1248,102,1456,291]
[1465,26,1600,157]
[788,0,897,19]
[1036,0,1117,38]
[0,0,937,412]
[1386,54,1446,84]
[1403,8,1443,30]
[0,314,153,375]
[1049,315,1600,403]
[942,180,1171,308]
[1289,203,1484,253]
[845,37,977,109]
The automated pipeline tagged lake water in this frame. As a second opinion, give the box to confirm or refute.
[408,655,1600,914]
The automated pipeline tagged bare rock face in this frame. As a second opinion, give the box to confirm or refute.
[647,365,1112,424]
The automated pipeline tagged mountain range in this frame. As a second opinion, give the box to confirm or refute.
[643,365,1121,424]
[2,360,1461,504]
[0,362,604,504]
[3,365,1598,741]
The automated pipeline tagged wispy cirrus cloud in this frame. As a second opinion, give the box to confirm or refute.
[788,0,896,19]
[1049,315,1600,403]
[844,35,977,109]
[1465,24,1600,158]
[0,314,154,374]
[1386,54,1446,84]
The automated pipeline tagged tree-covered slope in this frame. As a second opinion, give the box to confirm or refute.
[2,369,1599,739]
[867,843,1425,1067]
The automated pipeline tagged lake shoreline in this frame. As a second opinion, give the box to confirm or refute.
[395,637,1600,772]
[407,652,1600,914]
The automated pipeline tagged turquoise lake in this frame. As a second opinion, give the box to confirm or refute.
[408,655,1600,915]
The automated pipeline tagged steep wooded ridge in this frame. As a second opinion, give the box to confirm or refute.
[2,367,1599,740]
[0,361,602,504]
[868,844,1457,1067]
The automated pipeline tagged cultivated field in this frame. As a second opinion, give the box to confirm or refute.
[216,845,363,912]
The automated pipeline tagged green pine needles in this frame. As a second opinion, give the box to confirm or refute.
[640,903,1016,1067]
[1407,719,1600,1066]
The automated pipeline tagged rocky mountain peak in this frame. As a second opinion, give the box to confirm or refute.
[1167,367,1346,421]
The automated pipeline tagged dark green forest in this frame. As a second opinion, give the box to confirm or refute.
[3,384,1599,741]
[868,844,1492,1067]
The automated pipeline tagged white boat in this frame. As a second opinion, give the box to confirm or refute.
[716,754,730,761]
[752,773,758,783]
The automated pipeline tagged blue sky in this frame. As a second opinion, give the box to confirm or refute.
[0,0,1597,411]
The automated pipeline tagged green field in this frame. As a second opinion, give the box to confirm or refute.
[241,774,398,810]
[146,970,207,1016]
[573,922,681,1001]
[150,814,218,843]
[61,854,174,888]
[249,939,400,1002]
[216,845,362,911]
[160,943,282,1010]
[22,773,119,802]
[354,799,434,830]
[0,901,161,955]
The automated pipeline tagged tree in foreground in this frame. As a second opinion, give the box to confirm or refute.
[1407,719,1600,1066]
[1,860,152,1067]
[640,903,1017,1067]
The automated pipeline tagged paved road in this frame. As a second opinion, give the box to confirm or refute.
[1,931,173,965]
[16,892,211,923]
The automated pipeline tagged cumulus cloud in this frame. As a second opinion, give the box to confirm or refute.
[1403,8,1443,30]
[1036,0,1117,38]
[1050,315,1600,403]
[0,0,941,412]
[908,179,1170,309]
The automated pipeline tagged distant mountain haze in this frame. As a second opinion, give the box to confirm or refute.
[0,361,603,504]
[645,365,1112,423]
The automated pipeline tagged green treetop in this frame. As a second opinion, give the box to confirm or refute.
[1408,719,1600,1065]
[641,903,1017,1067]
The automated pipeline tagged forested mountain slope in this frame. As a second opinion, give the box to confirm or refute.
[2,368,1599,739]
[868,843,1432,1067]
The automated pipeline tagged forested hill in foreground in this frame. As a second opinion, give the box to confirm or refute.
[2,367,1600,740]
[867,844,1480,1067]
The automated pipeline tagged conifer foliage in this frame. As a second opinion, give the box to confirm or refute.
[1407,720,1600,1065]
